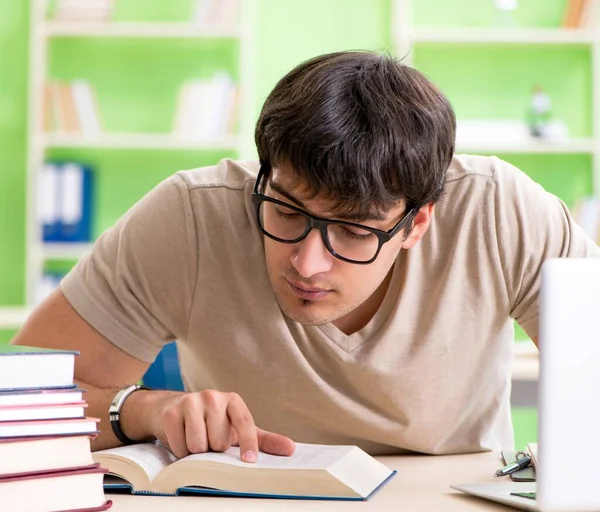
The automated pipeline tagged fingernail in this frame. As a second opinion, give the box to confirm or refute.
[243,451,257,463]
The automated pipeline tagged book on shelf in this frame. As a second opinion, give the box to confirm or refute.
[44,80,102,136]
[0,345,78,391]
[172,72,238,140]
[39,161,95,244]
[0,464,111,512]
[562,0,599,28]
[93,441,396,501]
[191,0,239,26]
[50,0,115,22]
[572,196,600,244]
[0,435,94,478]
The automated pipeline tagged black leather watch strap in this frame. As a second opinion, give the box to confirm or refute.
[108,384,149,445]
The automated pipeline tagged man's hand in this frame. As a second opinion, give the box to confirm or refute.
[136,389,296,462]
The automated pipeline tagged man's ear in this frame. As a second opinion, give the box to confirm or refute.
[402,203,435,249]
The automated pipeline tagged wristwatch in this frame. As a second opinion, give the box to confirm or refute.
[109,384,150,445]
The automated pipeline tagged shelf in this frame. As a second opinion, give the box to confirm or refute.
[411,27,599,45]
[42,243,93,260]
[455,137,596,154]
[0,307,32,330]
[40,22,240,39]
[41,133,241,150]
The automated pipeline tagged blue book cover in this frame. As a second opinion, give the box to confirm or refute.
[104,471,397,501]
[41,161,95,243]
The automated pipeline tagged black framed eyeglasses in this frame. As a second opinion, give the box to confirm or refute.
[251,164,419,265]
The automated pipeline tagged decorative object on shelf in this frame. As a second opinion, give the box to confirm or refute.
[493,0,519,27]
[39,162,95,244]
[526,85,552,138]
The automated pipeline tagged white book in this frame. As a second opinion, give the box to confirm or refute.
[94,441,395,499]
[0,345,76,391]
[60,163,84,226]
[71,81,101,137]
[208,72,236,137]
[188,80,212,139]
[38,163,59,226]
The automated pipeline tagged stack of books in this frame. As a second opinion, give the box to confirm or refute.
[0,345,111,511]
[43,80,102,137]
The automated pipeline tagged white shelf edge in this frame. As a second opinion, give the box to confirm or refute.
[40,21,241,39]
[456,137,596,154]
[42,242,94,260]
[411,27,599,44]
[41,133,241,150]
[0,307,33,330]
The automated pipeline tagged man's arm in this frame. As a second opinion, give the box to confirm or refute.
[531,336,539,349]
[11,289,295,459]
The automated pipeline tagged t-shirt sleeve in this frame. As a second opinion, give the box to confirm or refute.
[493,157,600,339]
[60,173,198,363]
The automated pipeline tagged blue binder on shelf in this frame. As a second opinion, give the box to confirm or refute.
[40,162,94,243]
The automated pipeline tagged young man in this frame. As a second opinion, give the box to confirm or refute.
[13,51,600,463]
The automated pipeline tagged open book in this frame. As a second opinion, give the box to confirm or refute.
[92,441,396,501]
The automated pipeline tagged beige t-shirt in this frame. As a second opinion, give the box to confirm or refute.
[61,154,600,455]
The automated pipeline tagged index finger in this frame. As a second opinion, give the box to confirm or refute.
[226,394,258,463]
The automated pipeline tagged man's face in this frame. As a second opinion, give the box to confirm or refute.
[262,164,423,330]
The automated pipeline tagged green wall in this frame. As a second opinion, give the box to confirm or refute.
[0,0,591,448]
[0,1,28,306]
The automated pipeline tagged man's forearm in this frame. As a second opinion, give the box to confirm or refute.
[76,379,178,451]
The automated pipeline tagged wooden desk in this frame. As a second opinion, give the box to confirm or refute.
[108,451,513,511]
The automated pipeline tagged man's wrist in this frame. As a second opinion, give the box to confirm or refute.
[118,388,178,443]
[116,386,155,443]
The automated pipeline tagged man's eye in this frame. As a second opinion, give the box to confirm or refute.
[275,207,299,219]
[341,227,375,240]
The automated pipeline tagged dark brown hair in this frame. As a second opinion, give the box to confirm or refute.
[255,50,456,217]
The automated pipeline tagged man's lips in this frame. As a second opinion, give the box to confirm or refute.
[286,279,331,300]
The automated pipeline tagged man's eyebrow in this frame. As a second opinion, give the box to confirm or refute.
[267,180,386,222]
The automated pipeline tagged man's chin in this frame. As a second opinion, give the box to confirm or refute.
[276,298,337,326]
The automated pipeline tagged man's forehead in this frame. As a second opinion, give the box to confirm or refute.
[268,167,404,222]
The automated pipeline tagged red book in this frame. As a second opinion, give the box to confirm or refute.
[0,434,95,477]
[0,464,111,511]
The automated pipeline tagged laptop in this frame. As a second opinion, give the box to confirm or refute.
[452,258,600,511]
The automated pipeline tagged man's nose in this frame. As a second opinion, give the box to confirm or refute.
[291,228,334,278]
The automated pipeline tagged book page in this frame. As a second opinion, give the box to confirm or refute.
[96,441,177,482]
[177,443,354,470]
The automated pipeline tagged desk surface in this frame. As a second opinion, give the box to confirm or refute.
[108,451,515,511]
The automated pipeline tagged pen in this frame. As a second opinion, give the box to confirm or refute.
[494,455,532,477]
